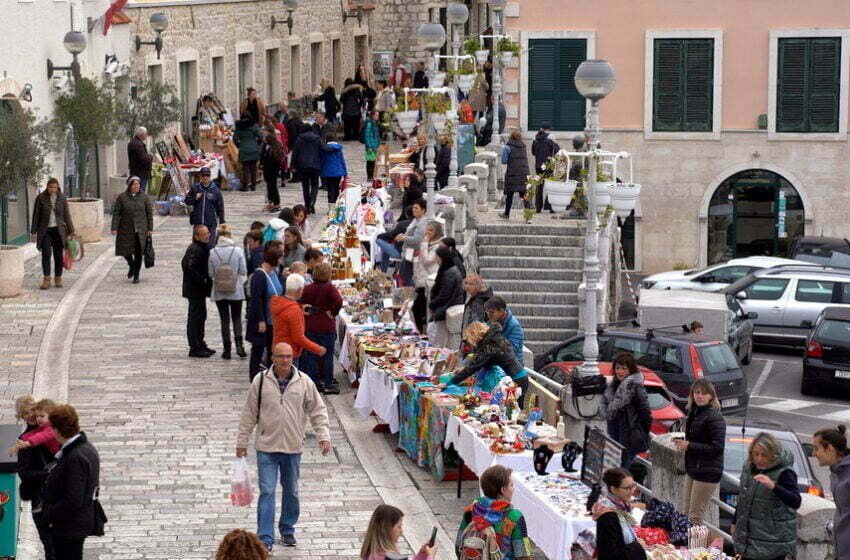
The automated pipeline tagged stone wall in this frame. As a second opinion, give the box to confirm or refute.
[127,0,370,121]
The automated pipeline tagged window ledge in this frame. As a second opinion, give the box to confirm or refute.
[767,131,847,142]
[644,130,720,141]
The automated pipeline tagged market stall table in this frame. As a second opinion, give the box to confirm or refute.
[353,358,401,433]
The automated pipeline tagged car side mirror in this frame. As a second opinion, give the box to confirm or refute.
[801,320,813,328]
[736,291,748,300]
[747,312,758,319]
[802,442,814,457]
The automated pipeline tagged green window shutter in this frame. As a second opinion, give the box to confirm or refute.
[777,39,808,132]
[653,39,714,132]
[808,38,840,132]
[528,39,586,131]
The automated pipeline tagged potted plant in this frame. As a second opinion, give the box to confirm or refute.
[452,60,477,93]
[51,77,128,243]
[498,37,520,64]
[592,166,614,213]
[423,93,453,132]
[523,175,544,223]
[609,158,641,218]
[465,38,490,65]
[0,106,50,297]
[542,154,577,211]
[392,97,419,135]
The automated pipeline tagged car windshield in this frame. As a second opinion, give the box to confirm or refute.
[723,435,808,482]
[816,319,850,345]
[697,344,739,374]
[646,386,671,410]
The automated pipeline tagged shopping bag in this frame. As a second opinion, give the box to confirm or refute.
[229,457,254,507]
[341,176,351,191]
[62,249,73,271]
[143,235,155,269]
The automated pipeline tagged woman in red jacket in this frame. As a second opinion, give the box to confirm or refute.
[270,273,325,368]
[299,262,343,393]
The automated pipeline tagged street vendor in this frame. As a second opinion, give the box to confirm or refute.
[443,322,529,405]
[198,94,221,125]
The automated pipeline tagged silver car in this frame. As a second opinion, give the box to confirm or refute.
[726,265,850,346]
[642,256,805,292]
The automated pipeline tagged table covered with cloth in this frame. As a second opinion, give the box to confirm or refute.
[353,359,401,433]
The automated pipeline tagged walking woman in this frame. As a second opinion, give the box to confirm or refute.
[363,110,382,181]
[592,467,646,560]
[260,133,283,212]
[732,432,801,560]
[339,78,364,141]
[234,113,263,191]
[316,79,339,122]
[30,177,75,290]
[299,262,343,393]
[209,224,247,360]
[500,128,531,221]
[320,132,348,206]
[813,425,850,558]
[111,176,153,284]
[246,244,284,379]
[600,352,651,468]
[672,379,726,530]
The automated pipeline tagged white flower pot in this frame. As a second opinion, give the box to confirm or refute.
[501,51,514,65]
[457,74,475,93]
[611,183,642,218]
[593,181,613,213]
[67,198,104,243]
[431,72,446,88]
[0,245,24,298]
[543,179,577,211]
[395,110,419,135]
[475,50,490,64]
[430,111,453,133]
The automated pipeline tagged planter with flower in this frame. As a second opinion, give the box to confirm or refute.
[451,59,477,93]
[498,37,520,64]
[610,156,641,218]
[465,38,489,64]
[523,174,544,222]
[392,95,420,135]
[542,153,577,211]
[423,93,453,133]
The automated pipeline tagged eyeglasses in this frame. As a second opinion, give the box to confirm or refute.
[619,483,637,491]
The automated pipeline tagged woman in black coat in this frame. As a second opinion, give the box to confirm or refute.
[339,79,364,141]
[672,379,727,528]
[15,397,56,560]
[593,467,647,560]
[427,246,464,347]
[315,80,339,122]
[245,244,284,380]
[30,178,75,290]
[111,176,153,284]
[42,404,101,560]
[500,128,531,220]
[600,352,652,468]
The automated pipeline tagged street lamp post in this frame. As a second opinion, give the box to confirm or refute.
[417,22,447,217]
[47,30,87,86]
[489,0,506,148]
[446,2,468,189]
[572,60,617,390]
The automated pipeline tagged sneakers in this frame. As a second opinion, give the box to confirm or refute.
[264,541,274,553]
[282,534,296,547]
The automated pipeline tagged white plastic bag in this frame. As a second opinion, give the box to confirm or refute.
[229,457,254,507]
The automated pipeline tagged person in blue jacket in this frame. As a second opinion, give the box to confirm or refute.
[484,296,525,365]
[184,167,225,248]
[320,132,348,206]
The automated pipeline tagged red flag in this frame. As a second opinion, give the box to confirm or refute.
[101,0,128,36]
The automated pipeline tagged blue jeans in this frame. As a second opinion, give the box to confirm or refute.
[257,451,302,545]
[140,177,149,193]
[301,331,337,387]
[375,238,401,272]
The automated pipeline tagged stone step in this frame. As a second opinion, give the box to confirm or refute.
[523,327,576,344]
[494,291,579,305]
[478,244,584,258]
[519,315,580,330]
[477,233,584,247]
[478,223,585,236]
[509,302,578,316]
[480,268,583,281]
[478,255,583,270]
[486,279,581,293]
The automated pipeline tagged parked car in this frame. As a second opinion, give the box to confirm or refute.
[641,256,805,292]
[789,236,850,269]
[718,418,824,534]
[537,361,685,434]
[801,306,850,395]
[726,265,850,346]
[534,329,749,415]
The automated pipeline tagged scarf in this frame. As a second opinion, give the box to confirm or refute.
[599,495,637,544]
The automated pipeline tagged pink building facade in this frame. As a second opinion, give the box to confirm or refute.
[504,0,850,272]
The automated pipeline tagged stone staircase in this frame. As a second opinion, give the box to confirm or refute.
[476,221,584,355]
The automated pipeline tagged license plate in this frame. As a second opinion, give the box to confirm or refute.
[722,398,739,408]
[834,370,850,379]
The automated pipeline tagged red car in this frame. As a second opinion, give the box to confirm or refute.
[538,361,685,434]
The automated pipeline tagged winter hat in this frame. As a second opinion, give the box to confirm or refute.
[126,175,141,187]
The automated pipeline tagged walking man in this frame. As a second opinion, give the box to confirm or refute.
[184,167,225,248]
[127,126,154,192]
[182,225,214,358]
[236,342,331,553]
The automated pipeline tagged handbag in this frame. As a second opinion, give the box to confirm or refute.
[92,487,107,536]
[571,374,606,397]
[143,235,155,269]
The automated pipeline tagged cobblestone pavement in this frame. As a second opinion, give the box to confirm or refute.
[1,141,549,559]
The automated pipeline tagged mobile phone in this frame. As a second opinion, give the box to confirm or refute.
[427,526,438,547]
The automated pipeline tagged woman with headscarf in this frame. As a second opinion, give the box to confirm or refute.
[111,176,153,284]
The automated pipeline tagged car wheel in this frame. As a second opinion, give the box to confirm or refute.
[741,342,753,366]
[800,378,816,396]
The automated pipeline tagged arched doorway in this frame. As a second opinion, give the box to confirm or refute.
[707,169,805,265]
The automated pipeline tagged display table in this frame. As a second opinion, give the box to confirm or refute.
[510,472,595,560]
[353,359,401,433]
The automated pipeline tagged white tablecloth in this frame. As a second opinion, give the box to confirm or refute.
[510,472,595,560]
[444,414,564,477]
[336,312,383,381]
[353,359,401,433]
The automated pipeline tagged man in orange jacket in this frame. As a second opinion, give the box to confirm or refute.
[270,273,326,367]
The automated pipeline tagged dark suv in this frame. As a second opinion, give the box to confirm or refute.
[719,418,824,534]
[534,329,749,415]
[801,306,850,395]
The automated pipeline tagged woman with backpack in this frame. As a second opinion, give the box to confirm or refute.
[456,465,532,560]
[592,467,647,560]
[672,379,726,530]
[732,432,801,560]
[600,352,651,469]
[209,224,247,360]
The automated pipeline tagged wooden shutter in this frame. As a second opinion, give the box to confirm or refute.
[777,39,808,132]
[808,38,840,132]
[528,39,586,131]
[653,39,714,132]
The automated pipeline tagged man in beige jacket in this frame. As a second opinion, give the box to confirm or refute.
[236,342,331,552]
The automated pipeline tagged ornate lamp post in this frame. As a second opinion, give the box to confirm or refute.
[416,22,447,217]
[446,2,469,189]
[489,0,507,147]
[47,30,87,86]
[271,0,299,34]
[134,13,169,60]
